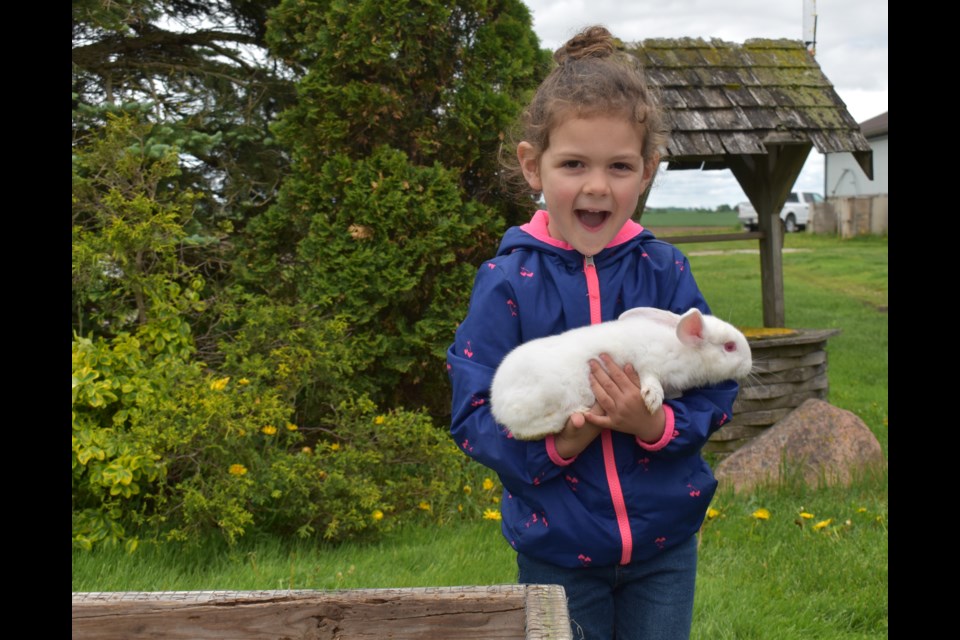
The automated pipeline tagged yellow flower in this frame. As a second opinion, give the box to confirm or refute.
[262,425,277,435]
[238,378,250,386]
[374,415,386,425]
[372,509,384,521]
[812,519,833,531]
[418,501,431,511]
[799,512,814,519]
[210,377,230,391]
[482,478,495,491]
[301,446,312,455]
[483,509,502,521]
[706,507,720,520]
[857,507,867,513]
[752,508,771,520]
[228,464,247,476]
[492,496,500,504]
[457,504,464,512]
[285,422,298,431]
[463,485,472,494]
[330,442,340,451]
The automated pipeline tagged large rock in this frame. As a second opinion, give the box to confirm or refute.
[713,398,885,493]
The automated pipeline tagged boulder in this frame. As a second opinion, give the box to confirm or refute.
[713,398,885,493]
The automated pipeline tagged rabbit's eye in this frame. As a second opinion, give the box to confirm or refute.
[723,342,737,352]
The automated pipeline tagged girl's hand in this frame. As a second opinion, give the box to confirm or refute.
[554,403,603,459]
[581,354,666,443]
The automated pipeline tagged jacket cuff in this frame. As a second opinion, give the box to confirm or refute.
[636,404,675,451]
[546,434,577,466]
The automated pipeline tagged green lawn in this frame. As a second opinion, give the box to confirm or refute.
[73,231,888,639]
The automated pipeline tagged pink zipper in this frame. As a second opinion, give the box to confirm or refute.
[584,255,633,565]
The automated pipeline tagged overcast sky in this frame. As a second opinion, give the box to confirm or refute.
[521,0,888,209]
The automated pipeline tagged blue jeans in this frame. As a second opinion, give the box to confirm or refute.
[517,534,698,640]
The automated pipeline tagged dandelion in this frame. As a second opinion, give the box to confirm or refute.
[286,422,298,431]
[238,378,250,386]
[483,509,502,521]
[458,504,464,512]
[262,425,277,435]
[799,512,814,519]
[301,446,312,455]
[228,464,247,476]
[482,478,495,491]
[706,507,720,520]
[210,377,230,391]
[418,501,431,511]
[330,442,340,451]
[372,510,384,521]
[857,507,867,513]
[752,508,771,520]
[463,485,472,495]
[492,496,500,504]
[813,519,833,531]
[374,415,386,425]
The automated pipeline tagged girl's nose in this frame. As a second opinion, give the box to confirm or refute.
[583,170,609,196]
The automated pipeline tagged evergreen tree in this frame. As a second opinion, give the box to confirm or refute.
[242,0,550,417]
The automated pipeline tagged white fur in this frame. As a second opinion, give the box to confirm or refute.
[489,307,752,440]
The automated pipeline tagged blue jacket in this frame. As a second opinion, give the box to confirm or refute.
[446,210,739,569]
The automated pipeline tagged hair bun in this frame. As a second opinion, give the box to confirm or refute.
[554,26,617,65]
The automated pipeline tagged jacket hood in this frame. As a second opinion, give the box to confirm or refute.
[497,210,654,262]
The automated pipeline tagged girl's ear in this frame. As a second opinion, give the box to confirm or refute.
[517,142,542,192]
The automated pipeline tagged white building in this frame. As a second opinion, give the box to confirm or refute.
[825,111,888,197]
[813,111,887,236]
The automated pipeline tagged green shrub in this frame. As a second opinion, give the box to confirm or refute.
[72,113,473,552]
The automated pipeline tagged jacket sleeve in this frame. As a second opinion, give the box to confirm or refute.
[447,262,576,488]
[636,251,740,458]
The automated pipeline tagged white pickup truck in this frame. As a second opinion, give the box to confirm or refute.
[736,191,824,233]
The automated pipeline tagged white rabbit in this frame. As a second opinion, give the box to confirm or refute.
[489,307,752,441]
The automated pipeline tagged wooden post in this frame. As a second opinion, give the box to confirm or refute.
[727,140,812,328]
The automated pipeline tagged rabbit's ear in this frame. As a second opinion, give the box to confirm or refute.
[618,306,680,327]
[675,308,705,346]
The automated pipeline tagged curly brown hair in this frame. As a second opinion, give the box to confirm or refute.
[500,25,668,203]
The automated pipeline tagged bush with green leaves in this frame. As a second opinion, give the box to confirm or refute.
[239,0,550,418]
[72,113,481,552]
[71,1,555,552]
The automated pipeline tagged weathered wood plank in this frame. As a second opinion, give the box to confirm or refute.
[720,407,795,428]
[734,389,828,412]
[736,372,829,400]
[746,362,826,385]
[746,328,840,349]
[750,350,826,374]
[72,585,572,640]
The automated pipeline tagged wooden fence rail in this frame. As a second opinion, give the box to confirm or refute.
[72,584,572,640]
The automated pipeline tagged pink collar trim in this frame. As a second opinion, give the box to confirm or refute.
[519,210,644,251]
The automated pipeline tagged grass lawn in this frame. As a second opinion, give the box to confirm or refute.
[73,229,888,638]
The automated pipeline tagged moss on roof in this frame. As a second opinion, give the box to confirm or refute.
[626,37,871,162]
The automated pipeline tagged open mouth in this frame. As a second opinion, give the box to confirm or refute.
[576,209,611,230]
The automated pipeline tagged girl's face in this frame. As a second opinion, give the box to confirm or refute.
[518,115,658,257]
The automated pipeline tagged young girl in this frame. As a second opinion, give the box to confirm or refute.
[446,26,739,640]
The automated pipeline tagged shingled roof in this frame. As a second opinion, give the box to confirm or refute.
[627,37,873,178]
[623,37,873,328]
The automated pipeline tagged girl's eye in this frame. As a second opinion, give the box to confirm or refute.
[723,342,737,352]
[611,163,633,171]
[562,160,583,169]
